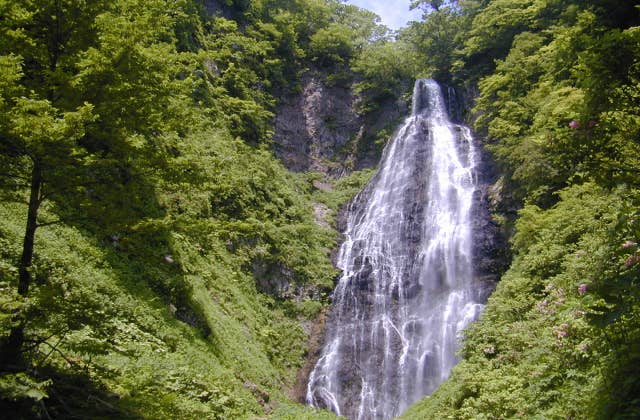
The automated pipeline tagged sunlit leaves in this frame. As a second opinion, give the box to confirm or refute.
[309,23,354,66]
[0,373,51,402]
[351,40,419,110]
[8,99,94,159]
[400,6,465,82]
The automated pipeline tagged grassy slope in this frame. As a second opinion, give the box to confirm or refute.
[0,126,379,419]
[0,131,359,418]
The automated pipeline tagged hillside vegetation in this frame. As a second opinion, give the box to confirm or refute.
[0,0,400,418]
[401,0,640,418]
[1,0,639,418]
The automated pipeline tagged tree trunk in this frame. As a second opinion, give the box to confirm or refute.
[1,160,42,369]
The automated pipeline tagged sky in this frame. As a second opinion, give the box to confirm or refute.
[347,0,423,30]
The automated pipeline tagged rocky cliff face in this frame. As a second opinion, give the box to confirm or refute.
[273,75,507,293]
[437,82,509,294]
[273,72,408,177]
[446,82,509,296]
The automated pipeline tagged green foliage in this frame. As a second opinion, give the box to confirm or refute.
[11,0,638,418]
[403,183,640,418]
[270,401,340,419]
[0,0,392,417]
[296,299,324,319]
[193,17,278,142]
[0,181,332,418]
[400,6,465,82]
[0,373,51,402]
[466,4,640,205]
[309,23,355,67]
[462,0,546,76]
[399,1,640,418]
[352,40,419,111]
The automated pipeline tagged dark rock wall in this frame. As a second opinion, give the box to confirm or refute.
[273,76,359,174]
[273,72,408,177]
[470,142,509,300]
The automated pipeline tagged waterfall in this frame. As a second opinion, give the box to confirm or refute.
[306,79,484,420]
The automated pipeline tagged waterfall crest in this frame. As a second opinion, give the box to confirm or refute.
[306,79,483,420]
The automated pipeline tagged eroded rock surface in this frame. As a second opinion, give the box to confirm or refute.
[273,73,408,176]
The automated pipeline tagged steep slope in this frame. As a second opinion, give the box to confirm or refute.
[0,128,343,418]
[401,0,640,417]
[0,0,402,418]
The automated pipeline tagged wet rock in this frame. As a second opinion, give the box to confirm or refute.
[470,144,510,290]
[308,81,494,419]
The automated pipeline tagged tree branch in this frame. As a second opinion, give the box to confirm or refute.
[36,216,95,228]
[87,395,125,414]
[23,332,59,353]
[36,336,65,368]
[49,388,73,416]
[39,400,53,420]
[40,340,80,369]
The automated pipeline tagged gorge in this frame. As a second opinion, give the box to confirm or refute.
[1,1,638,418]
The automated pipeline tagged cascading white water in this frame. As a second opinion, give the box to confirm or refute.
[306,79,483,420]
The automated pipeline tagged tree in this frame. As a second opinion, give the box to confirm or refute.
[411,0,450,12]
[0,95,94,367]
[401,6,465,82]
[351,39,419,109]
[0,0,187,369]
[0,0,107,368]
[309,23,355,67]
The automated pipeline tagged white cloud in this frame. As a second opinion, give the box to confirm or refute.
[347,0,423,30]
